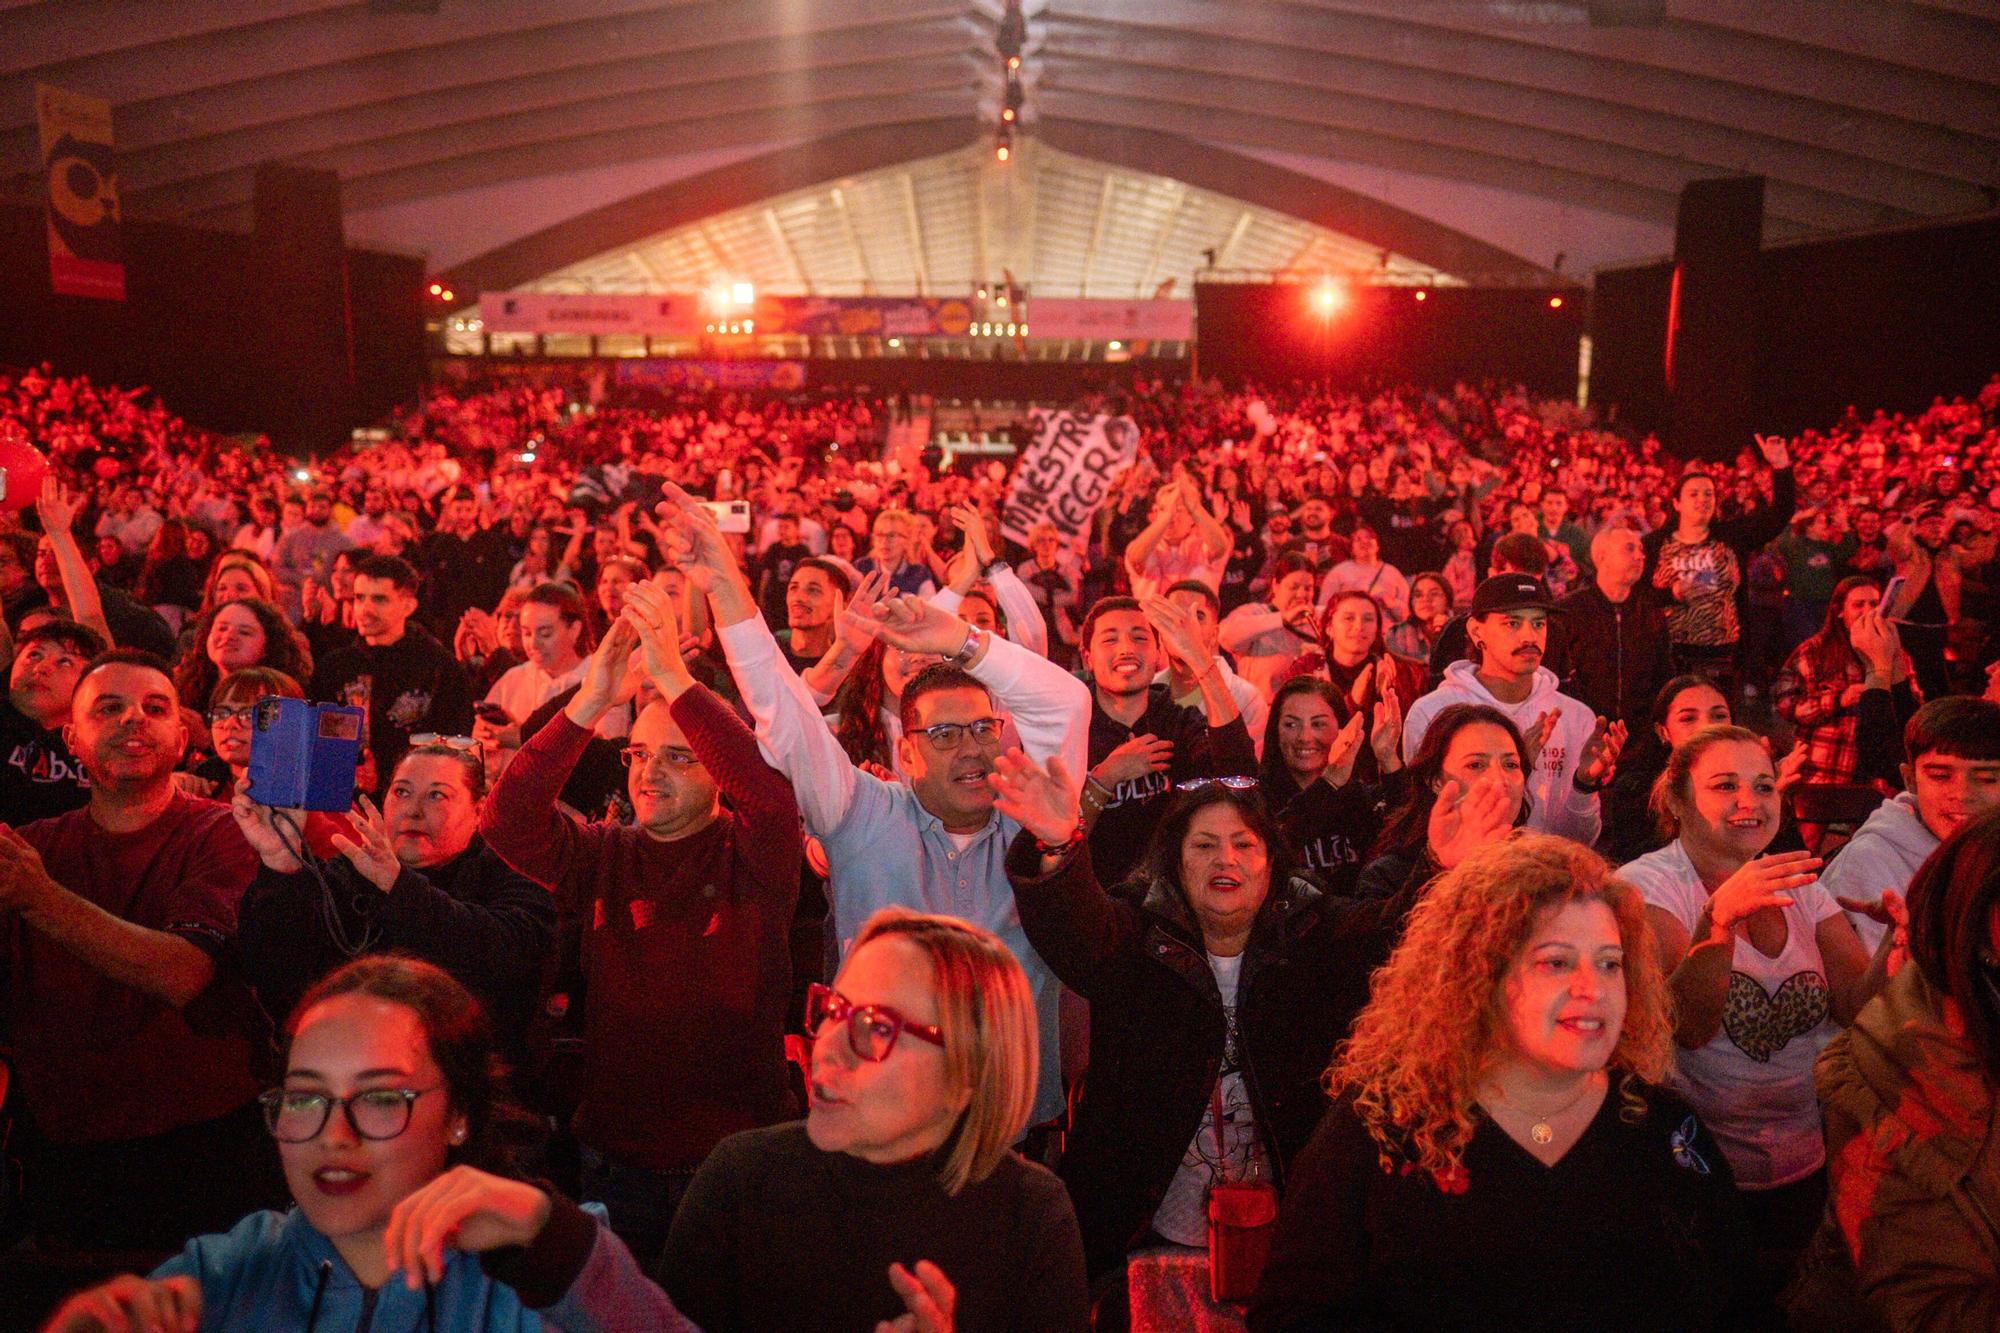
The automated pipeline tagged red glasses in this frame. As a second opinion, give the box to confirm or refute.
[805,983,945,1062]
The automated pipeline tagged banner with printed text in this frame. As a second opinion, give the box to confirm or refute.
[1001,410,1140,544]
[38,84,125,301]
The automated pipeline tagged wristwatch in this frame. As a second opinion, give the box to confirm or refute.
[950,623,989,668]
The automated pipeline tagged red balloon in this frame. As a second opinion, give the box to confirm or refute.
[0,434,49,513]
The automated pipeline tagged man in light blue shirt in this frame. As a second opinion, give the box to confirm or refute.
[662,485,1089,1126]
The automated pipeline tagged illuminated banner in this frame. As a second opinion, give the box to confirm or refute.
[37,84,125,301]
[750,296,974,338]
[483,293,706,336]
[1001,410,1140,544]
[1028,298,1192,341]
[615,360,809,392]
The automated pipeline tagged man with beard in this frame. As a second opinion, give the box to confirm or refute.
[676,482,1089,1135]
[775,557,850,676]
[1078,595,1256,890]
[1402,574,1624,847]
[272,488,354,623]
[0,619,103,823]
[0,651,280,1250]
[481,573,803,1267]
[343,482,397,549]
[313,555,473,795]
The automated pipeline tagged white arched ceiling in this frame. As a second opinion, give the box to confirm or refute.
[2,0,1993,288]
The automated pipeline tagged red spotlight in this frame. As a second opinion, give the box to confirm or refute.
[440,289,454,302]
[1311,278,1345,315]
[1548,295,1564,309]
[1413,290,1428,302]
[996,141,1011,163]
[428,282,443,296]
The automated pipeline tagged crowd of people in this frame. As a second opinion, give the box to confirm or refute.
[2,356,1999,1331]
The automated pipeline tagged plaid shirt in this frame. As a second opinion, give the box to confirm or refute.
[1773,641,1919,785]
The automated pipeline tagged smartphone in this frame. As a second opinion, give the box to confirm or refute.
[473,701,513,726]
[702,499,751,534]
[1880,574,1905,609]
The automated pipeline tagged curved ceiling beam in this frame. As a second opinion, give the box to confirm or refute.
[113,19,979,196]
[1036,56,1961,225]
[1041,21,1995,199]
[440,117,984,294]
[439,119,1551,298]
[0,0,346,75]
[1668,0,2000,87]
[186,92,980,230]
[147,59,986,219]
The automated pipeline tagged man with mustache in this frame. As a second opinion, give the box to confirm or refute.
[1402,575,1623,847]
[674,483,1091,1136]
[0,650,279,1251]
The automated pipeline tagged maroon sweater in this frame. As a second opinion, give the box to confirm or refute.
[480,687,802,1170]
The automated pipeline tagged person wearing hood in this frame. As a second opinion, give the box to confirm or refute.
[1793,808,2000,1331]
[1823,696,2000,952]
[994,757,1424,1323]
[1401,574,1624,847]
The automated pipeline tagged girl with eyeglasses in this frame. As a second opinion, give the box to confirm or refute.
[992,757,1424,1327]
[663,907,1089,1332]
[39,957,691,1333]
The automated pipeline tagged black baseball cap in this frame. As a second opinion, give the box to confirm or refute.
[1469,573,1556,617]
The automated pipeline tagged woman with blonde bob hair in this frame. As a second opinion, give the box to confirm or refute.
[1251,834,1756,1331]
[663,907,1089,1332]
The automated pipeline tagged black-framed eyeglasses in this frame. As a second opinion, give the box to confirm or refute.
[207,703,257,726]
[259,1086,440,1143]
[621,745,699,770]
[912,717,1004,752]
[1175,776,1260,792]
[409,733,479,752]
[805,983,945,1063]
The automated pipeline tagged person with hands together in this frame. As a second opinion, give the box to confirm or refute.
[233,739,554,1074]
[931,505,1047,659]
[45,956,696,1333]
[1622,724,1887,1299]
[479,553,803,1269]
[1360,704,1533,902]
[1774,576,1922,786]
[1260,678,1396,903]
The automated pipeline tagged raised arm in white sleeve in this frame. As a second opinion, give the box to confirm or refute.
[715,615,860,837]
[970,632,1090,799]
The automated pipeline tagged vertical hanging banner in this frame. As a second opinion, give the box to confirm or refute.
[1001,409,1141,543]
[38,83,126,301]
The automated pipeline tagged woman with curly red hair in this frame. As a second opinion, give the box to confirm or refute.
[1250,834,1755,1330]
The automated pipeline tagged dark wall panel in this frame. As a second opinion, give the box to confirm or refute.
[1665,176,1764,462]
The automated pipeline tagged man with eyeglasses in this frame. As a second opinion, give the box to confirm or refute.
[1,618,104,823]
[0,649,283,1250]
[479,576,801,1270]
[663,484,1089,1134]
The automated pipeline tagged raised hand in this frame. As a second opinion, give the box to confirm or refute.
[834,566,890,654]
[566,615,642,726]
[950,504,995,567]
[1142,596,1213,675]
[36,475,81,535]
[863,595,976,660]
[1094,734,1174,788]
[1576,717,1626,788]
[1707,851,1823,941]
[1324,710,1366,789]
[230,776,306,873]
[383,1165,553,1291]
[987,750,1080,846]
[1522,708,1561,769]
[1773,739,1809,796]
[330,794,402,893]
[652,481,745,597]
[624,579,694,696]
[875,1259,957,1333]
[39,1273,202,1333]
[1428,773,1518,869]
[1370,684,1403,772]
[1755,434,1792,470]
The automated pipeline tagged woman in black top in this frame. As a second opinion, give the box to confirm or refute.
[1261,676,1402,901]
[1250,834,1755,1331]
[993,755,1421,1317]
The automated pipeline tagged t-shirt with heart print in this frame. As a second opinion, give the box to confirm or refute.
[1623,838,1843,1189]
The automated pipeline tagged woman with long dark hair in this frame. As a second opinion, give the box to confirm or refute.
[1280,591,1423,787]
[1774,575,1921,786]
[172,596,314,712]
[1261,676,1401,902]
[1358,703,1530,902]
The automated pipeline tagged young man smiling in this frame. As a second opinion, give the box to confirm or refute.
[1403,574,1623,847]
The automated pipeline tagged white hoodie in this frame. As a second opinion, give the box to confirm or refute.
[1818,791,1938,953]
[1402,660,1602,846]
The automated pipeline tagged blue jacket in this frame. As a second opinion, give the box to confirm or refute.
[152,1199,697,1331]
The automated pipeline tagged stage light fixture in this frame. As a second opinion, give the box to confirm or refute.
[1413,290,1428,302]
[1548,295,1564,309]
[1311,277,1346,315]
[1108,340,1123,351]
[732,281,755,306]
[440,289,454,302]
[428,282,443,296]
